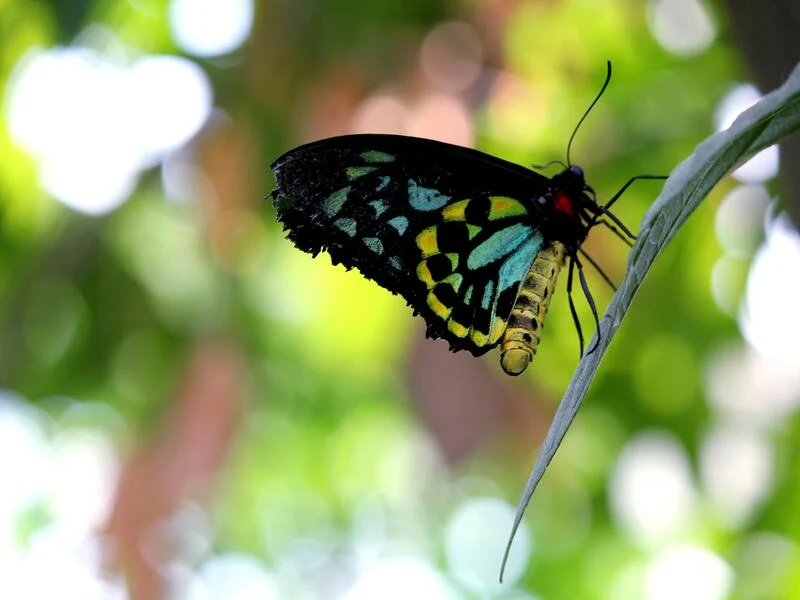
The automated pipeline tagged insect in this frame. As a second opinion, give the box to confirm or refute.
[270,62,663,375]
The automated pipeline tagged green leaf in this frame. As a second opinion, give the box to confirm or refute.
[500,61,800,581]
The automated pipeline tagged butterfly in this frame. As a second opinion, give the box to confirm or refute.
[270,64,663,375]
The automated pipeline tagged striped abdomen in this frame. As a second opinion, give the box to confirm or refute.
[500,241,567,375]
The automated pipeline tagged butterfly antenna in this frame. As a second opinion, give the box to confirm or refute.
[565,61,613,167]
[531,159,568,172]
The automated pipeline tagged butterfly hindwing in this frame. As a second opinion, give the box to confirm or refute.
[271,134,553,356]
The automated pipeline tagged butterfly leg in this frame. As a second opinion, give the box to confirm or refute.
[596,218,636,246]
[595,174,667,241]
[603,174,669,211]
[566,257,585,358]
[575,256,602,355]
[578,249,617,291]
[500,242,567,375]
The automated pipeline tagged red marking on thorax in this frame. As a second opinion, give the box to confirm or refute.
[554,193,574,216]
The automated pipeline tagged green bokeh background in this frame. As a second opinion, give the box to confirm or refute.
[1,0,798,598]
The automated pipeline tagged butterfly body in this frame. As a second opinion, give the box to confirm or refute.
[500,240,567,375]
[270,134,605,375]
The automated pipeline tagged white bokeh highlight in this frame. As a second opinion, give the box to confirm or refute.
[1,525,125,599]
[644,546,733,600]
[345,556,456,600]
[714,185,770,258]
[444,497,532,591]
[608,432,696,545]
[648,0,716,56]
[169,0,254,57]
[6,43,213,215]
[741,213,800,365]
[706,344,800,426]
[714,84,779,183]
[0,394,51,527]
[699,425,773,527]
[186,554,279,600]
[0,394,125,599]
[47,430,119,537]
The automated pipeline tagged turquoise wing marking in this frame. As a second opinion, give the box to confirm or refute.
[408,180,450,211]
[387,216,409,235]
[497,233,543,294]
[468,223,535,270]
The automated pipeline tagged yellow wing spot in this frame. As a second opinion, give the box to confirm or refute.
[471,330,489,347]
[489,196,527,220]
[443,273,463,290]
[489,316,507,344]
[417,227,439,257]
[448,320,469,338]
[467,224,481,240]
[427,293,451,319]
[417,262,435,287]
[442,199,470,221]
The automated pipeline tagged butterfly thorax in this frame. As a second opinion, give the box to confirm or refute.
[529,165,596,254]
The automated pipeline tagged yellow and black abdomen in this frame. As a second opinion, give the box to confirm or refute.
[500,241,567,375]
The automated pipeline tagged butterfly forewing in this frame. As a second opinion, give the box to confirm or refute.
[271,134,553,356]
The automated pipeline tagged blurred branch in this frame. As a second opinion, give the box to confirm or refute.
[104,341,247,599]
[406,333,553,466]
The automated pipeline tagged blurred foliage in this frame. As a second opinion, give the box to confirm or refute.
[1,0,799,598]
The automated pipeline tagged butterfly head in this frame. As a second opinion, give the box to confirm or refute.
[567,164,584,179]
[531,165,599,249]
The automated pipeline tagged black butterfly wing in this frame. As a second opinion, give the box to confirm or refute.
[271,134,552,356]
